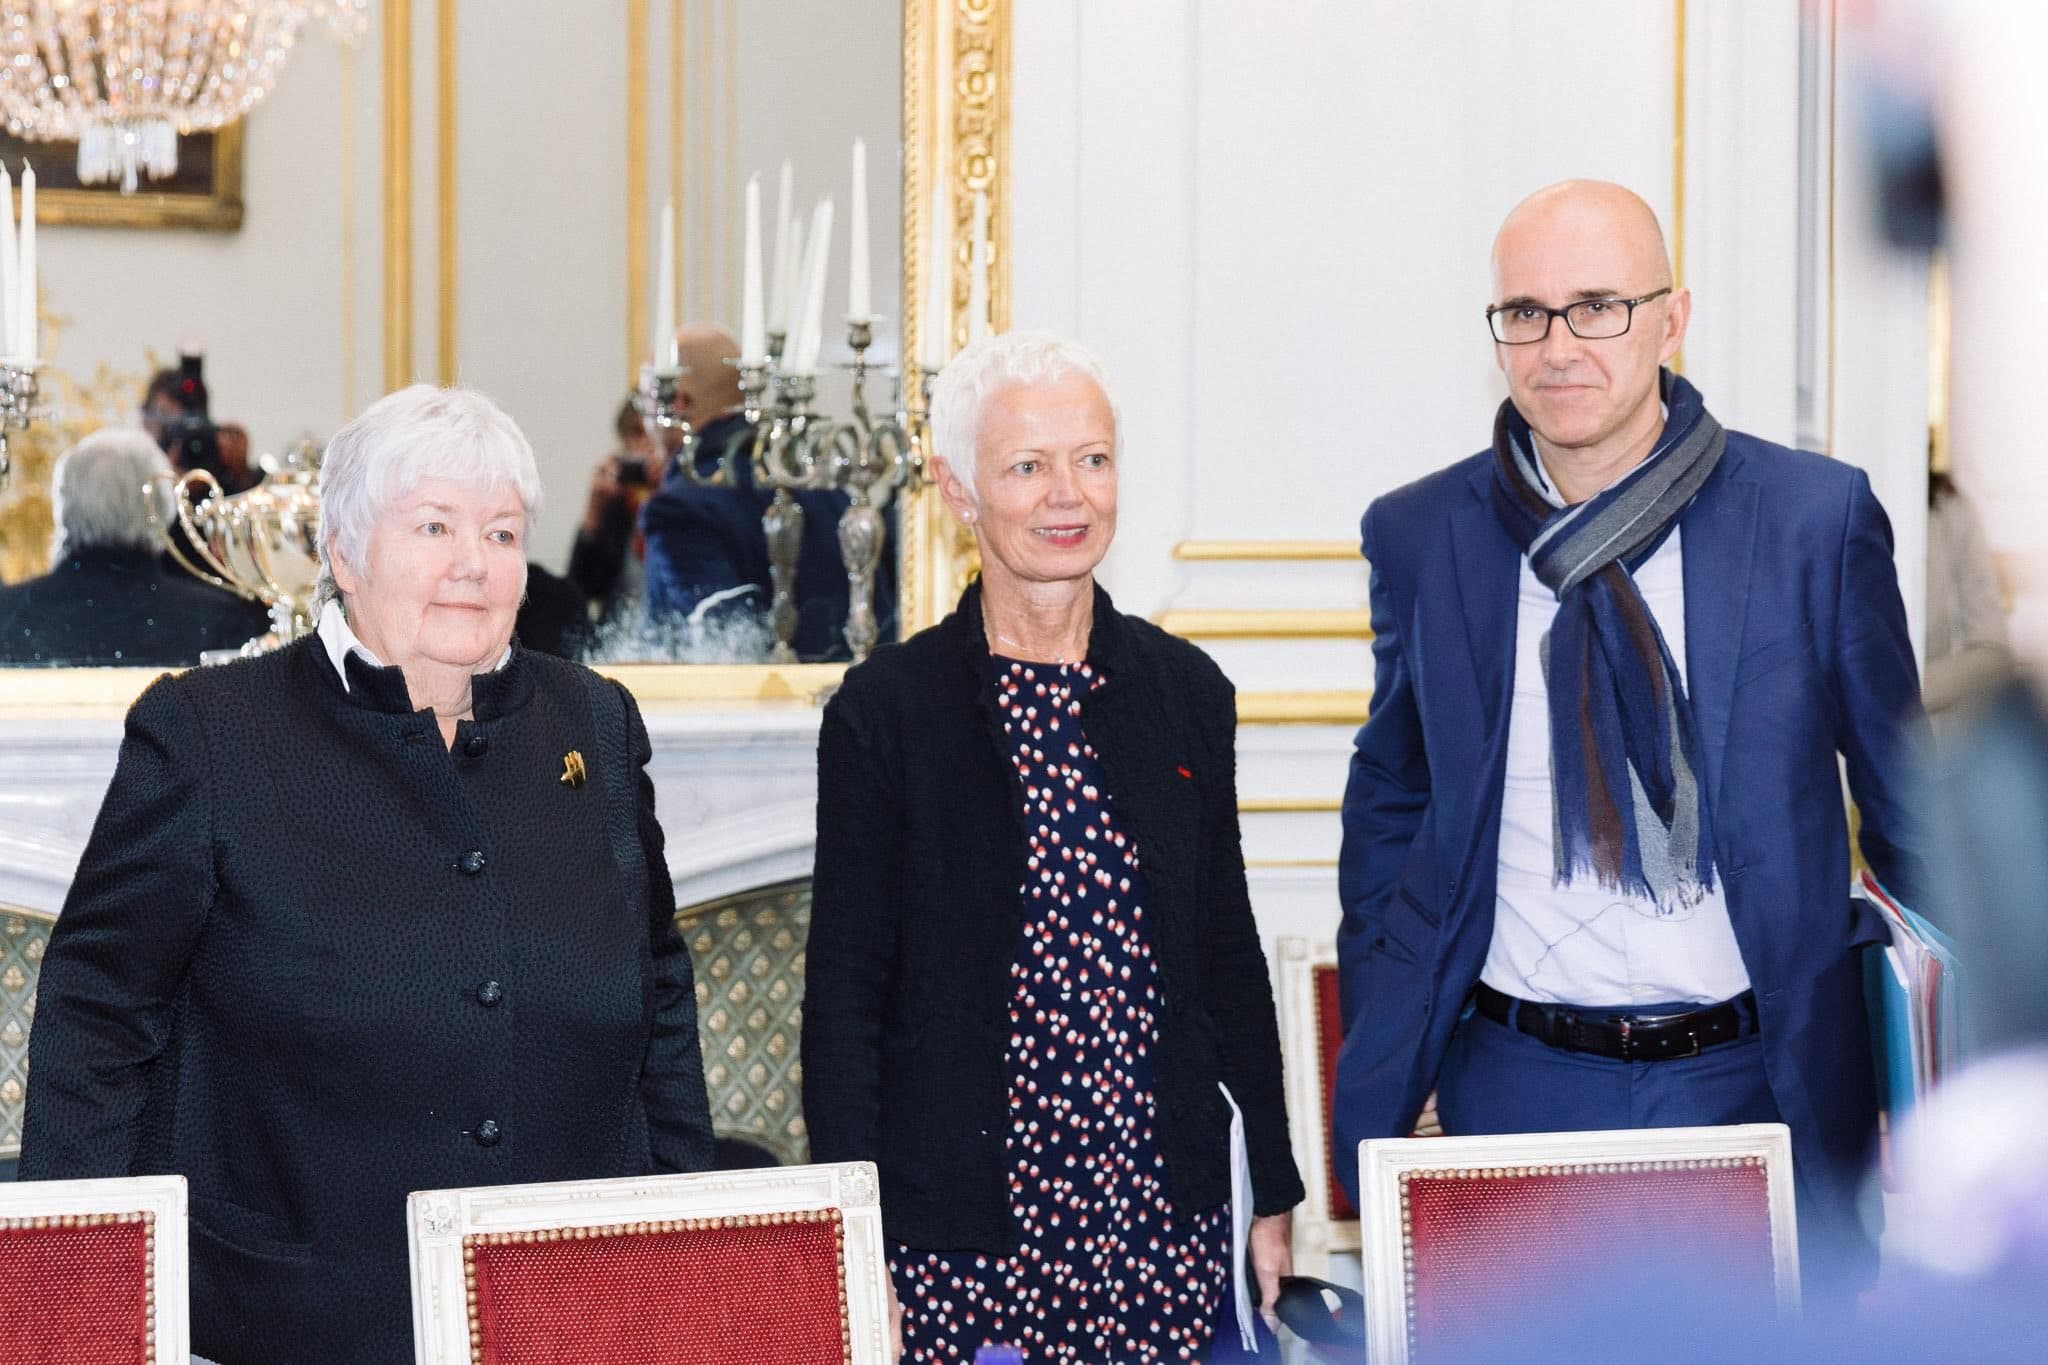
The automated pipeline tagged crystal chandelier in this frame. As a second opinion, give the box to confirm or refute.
[0,1,367,193]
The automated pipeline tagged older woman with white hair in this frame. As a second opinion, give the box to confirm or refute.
[20,385,715,1364]
[803,332,1304,1361]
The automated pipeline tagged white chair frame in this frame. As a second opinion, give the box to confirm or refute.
[1356,1122,1801,1365]
[1275,936,1359,1280]
[407,1160,891,1365]
[0,1173,190,1364]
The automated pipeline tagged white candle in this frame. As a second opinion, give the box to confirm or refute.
[919,176,948,371]
[0,164,16,364]
[740,173,766,364]
[17,162,34,363]
[654,198,677,367]
[794,197,835,374]
[767,160,794,338]
[848,138,872,321]
[778,215,808,354]
[967,190,989,346]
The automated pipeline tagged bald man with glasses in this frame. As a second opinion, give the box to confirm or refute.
[1331,180,1926,1293]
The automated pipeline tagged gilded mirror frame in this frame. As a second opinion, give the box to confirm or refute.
[0,0,1005,715]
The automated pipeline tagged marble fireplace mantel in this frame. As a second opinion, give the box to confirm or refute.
[0,702,828,917]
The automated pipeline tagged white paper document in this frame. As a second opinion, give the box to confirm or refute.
[1219,1080,1259,1353]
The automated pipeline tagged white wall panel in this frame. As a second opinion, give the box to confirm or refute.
[1186,0,1677,555]
[1007,1,1936,941]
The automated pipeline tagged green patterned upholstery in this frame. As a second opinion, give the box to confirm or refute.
[677,880,810,1167]
[0,906,53,1163]
[0,890,811,1169]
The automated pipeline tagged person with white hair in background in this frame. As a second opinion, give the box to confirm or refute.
[0,426,266,664]
[803,331,1303,1361]
[19,385,716,1364]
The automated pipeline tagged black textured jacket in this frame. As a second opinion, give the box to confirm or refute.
[20,636,714,1364]
[802,580,1304,1251]
[0,547,269,665]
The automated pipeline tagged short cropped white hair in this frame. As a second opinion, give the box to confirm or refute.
[928,330,1118,499]
[50,427,174,561]
[315,385,543,610]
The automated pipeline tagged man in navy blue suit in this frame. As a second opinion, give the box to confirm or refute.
[1333,180,1925,1290]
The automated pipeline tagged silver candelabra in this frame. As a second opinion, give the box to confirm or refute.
[634,322,925,664]
[0,361,42,492]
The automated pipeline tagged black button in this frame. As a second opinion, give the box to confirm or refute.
[458,850,486,875]
[464,733,488,758]
[476,979,504,1008]
[474,1118,501,1147]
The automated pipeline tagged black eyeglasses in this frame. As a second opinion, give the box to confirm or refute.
[1485,287,1672,344]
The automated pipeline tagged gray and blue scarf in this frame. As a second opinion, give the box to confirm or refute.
[1490,369,1724,911]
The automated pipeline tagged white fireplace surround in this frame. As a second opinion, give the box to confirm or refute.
[0,698,1342,951]
[0,704,828,918]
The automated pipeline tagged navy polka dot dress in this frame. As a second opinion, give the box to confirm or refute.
[889,657,1232,1362]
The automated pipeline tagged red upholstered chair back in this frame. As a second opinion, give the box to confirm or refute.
[0,1175,189,1365]
[409,1162,892,1365]
[1356,1124,1800,1365]
[1279,938,1443,1280]
[1312,962,1357,1222]
[1278,939,1359,1278]
[466,1211,850,1364]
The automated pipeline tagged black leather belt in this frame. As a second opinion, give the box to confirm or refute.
[1473,982,1757,1062]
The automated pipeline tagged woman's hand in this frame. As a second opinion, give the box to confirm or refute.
[887,1277,906,1360]
[1249,1210,1294,1328]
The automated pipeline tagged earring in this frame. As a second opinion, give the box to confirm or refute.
[962,509,977,523]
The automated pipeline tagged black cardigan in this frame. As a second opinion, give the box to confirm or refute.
[20,637,714,1365]
[802,581,1305,1251]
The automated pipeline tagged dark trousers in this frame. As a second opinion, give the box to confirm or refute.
[1437,1000,1782,1136]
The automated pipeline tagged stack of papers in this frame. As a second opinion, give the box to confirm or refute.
[1860,870,1963,1120]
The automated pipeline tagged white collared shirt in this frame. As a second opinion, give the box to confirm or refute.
[316,598,510,693]
[1481,445,1751,1007]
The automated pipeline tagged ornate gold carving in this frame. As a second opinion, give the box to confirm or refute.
[896,0,1009,635]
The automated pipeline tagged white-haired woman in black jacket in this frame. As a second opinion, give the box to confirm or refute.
[22,385,714,1365]
[803,331,1304,1363]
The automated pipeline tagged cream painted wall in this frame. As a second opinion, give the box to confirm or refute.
[1011,0,1930,647]
[30,0,901,577]
[1010,1,1937,910]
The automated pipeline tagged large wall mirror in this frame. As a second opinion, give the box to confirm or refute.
[0,0,1006,709]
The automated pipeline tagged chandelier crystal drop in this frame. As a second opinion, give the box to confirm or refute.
[0,1,367,193]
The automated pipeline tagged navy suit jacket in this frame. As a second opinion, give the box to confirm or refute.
[1333,432,1926,1239]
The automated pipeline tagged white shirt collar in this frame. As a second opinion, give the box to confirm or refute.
[317,598,511,693]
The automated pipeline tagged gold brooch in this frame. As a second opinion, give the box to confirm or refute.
[560,750,587,788]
